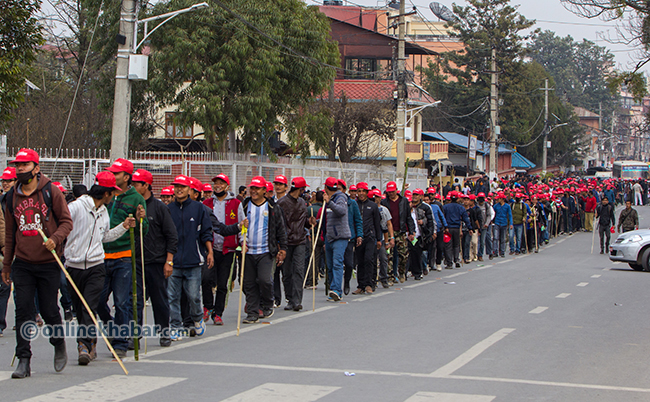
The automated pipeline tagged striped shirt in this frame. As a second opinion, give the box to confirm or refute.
[247,201,270,254]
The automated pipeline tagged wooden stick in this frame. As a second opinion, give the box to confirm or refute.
[591,218,598,254]
[37,229,128,375]
[236,227,248,336]
[311,210,316,312]
[139,218,147,354]
[303,206,325,288]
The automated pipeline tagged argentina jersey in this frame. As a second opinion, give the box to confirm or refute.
[247,201,270,254]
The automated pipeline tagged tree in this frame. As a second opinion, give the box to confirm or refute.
[147,0,340,156]
[561,0,650,100]
[0,0,44,126]
[310,94,396,162]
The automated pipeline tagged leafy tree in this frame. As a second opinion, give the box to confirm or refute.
[147,0,340,156]
[0,0,44,126]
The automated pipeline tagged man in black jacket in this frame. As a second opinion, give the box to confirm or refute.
[595,197,615,254]
[411,189,435,278]
[133,169,178,346]
[353,183,382,294]
[381,181,415,283]
[241,176,288,324]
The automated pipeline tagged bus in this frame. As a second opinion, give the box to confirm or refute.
[613,161,650,179]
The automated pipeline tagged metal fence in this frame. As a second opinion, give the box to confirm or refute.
[8,148,429,195]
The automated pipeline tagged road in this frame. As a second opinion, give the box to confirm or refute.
[1,205,650,401]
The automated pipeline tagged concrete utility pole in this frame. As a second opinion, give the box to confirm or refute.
[110,0,136,161]
[598,102,603,166]
[395,0,407,181]
[540,79,552,175]
[488,48,498,179]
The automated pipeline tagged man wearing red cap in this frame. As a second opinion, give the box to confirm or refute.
[132,169,178,346]
[96,158,147,357]
[323,177,350,301]
[349,184,358,201]
[276,177,314,309]
[273,175,288,200]
[352,183,382,293]
[202,184,213,201]
[0,166,16,337]
[241,176,287,323]
[381,181,415,283]
[372,189,395,287]
[203,173,245,324]
[336,179,362,295]
[65,172,135,365]
[160,186,174,205]
[2,149,73,378]
[410,189,435,279]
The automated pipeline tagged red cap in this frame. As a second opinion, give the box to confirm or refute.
[291,176,309,188]
[356,182,369,191]
[265,182,274,192]
[369,189,380,197]
[413,188,424,195]
[52,182,66,192]
[349,184,357,191]
[95,171,122,191]
[0,167,16,180]
[10,148,39,164]
[249,176,267,188]
[273,175,288,185]
[337,179,348,189]
[405,190,412,196]
[203,184,213,192]
[386,181,397,192]
[445,195,451,200]
[132,169,153,185]
[477,192,486,198]
[161,186,174,196]
[172,175,191,187]
[189,177,203,192]
[212,174,230,185]
[427,187,436,194]
[325,177,339,189]
[106,158,134,175]
[434,194,441,199]
[406,195,412,201]
[468,194,476,200]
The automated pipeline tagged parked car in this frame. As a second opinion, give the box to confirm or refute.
[609,229,650,271]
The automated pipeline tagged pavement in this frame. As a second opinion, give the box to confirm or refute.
[1,204,650,401]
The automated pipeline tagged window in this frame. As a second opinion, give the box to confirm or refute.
[165,112,193,138]
[344,58,392,79]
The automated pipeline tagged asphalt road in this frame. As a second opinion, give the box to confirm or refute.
[2,205,650,401]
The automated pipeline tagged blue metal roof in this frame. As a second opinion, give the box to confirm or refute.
[422,131,513,155]
[511,152,536,169]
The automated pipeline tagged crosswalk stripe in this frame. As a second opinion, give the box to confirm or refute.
[556,293,571,298]
[19,375,186,402]
[220,383,340,402]
[404,391,495,402]
[529,306,548,314]
[577,282,589,287]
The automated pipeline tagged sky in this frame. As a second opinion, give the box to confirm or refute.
[319,0,643,71]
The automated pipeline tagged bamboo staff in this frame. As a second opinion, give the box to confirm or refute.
[129,215,139,360]
[310,209,316,312]
[236,226,248,336]
[139,218,147,354]
[303,206,325,289]
[37,229,128,375]
[533,211,539,253]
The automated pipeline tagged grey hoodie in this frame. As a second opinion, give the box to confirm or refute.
[325,191,351,242]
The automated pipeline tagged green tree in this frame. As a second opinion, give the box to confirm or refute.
[0,0,44,126]
[147,0,339,156]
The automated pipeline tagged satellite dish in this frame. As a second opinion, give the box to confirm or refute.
[429,2,455,22]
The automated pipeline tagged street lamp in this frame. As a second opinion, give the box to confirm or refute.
[110,2,209,161]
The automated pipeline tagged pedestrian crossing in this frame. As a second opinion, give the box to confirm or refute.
[18,375,186,402]
[404,392,495,402]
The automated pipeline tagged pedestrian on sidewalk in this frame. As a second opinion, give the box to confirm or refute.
[323,177,350,301]
[618,200,639,233]
[595,196,615,254]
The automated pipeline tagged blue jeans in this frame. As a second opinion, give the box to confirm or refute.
[97,257,133,351]
[168,266,202,328]
[493,225,508,256]
[478,225,492,257]
[513,224,524,253]
[325,239,347,297]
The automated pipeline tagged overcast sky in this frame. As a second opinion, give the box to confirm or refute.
[321,0,642,71]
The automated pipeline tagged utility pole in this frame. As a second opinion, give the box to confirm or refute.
[488,48,498,180]
[395,0,407,182]
[598,102,603,166]
[540,79,553,175]
[110,0,136,161]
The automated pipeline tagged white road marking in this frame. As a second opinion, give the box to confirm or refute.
[557,238,566,243]
[430,328,516,377]
[404,281,433,289]
[19,375,186,402]
[353,291,394,301]
[472,265,491,270]
[577,282,589,287]
[556,293,571,298]
[591,274,601,278]
[529,306,548,314]
[404,391,495,402]
[220,383,339,402]
[0,371,12,382]
[445,272,467,279]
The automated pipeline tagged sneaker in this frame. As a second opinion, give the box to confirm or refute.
[64,309,73,322]
[170,329,183,341]
[203,307,211,322]
[0,329,3,337]
[273,300,281,308]
[414,275,422,280]
[399,275,406,283]
[328,290,341,301]
[381,281,389,288]
[262,308,274,319]
[455,262,461,268]
[436,265,442,271]
[212,315,223,325]
[159,338,172,347]
[242,314,259,324]
[194,319,206,336]
[78,342,91,366]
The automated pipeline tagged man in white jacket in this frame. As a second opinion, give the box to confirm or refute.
[64,172,135,365]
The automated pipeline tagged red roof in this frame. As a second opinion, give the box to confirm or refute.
[327,80,436,104]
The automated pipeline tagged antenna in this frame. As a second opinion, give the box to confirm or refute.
[429,2,455,22]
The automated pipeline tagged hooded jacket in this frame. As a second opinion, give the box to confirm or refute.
[324,191,351,242]
[64,195,129,269]
[3,174,73,273]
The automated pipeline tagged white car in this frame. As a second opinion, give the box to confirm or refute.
[609,229,650,271]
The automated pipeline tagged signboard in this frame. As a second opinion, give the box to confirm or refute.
[423,142,430,160]
[468,134,477,160]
